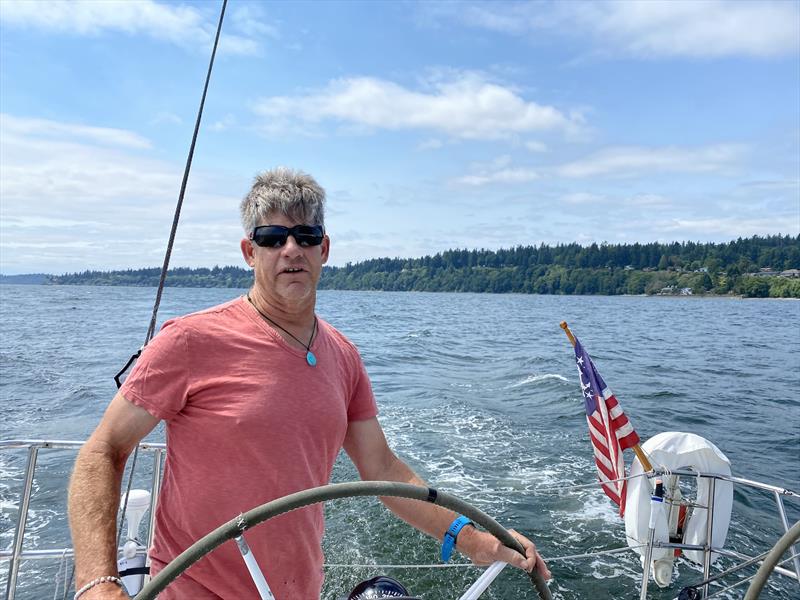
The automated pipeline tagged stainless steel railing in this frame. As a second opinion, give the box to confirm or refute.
[1,439,165,600]
[1,441,798,599]
[635,467,800,597]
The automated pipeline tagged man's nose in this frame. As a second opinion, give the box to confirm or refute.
[280,234,304,256]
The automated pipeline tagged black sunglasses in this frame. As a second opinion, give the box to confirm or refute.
[250,224,325,248]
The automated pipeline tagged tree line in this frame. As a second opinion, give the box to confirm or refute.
[45,235,800,298]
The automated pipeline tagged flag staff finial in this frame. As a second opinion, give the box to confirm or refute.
[559,321,576,346]
[560,321,653,473]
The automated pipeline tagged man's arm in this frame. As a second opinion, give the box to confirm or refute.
[68,391,160,599]
[343,418,550,577]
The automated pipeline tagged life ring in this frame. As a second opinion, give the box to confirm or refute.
[624,432,733,587]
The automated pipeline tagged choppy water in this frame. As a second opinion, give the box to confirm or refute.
[1,285,798,599]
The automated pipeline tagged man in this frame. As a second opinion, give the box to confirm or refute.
[68,167,549,599]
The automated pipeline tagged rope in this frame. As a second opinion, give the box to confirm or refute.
[115,0,227,552]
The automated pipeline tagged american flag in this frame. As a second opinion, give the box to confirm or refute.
[574,337,640,516]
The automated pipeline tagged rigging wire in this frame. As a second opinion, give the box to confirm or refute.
[142,0,227,347]
[112,0,228,557]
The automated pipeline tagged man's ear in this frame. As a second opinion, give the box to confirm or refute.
[240,238,255,268]
[321,234,330,264]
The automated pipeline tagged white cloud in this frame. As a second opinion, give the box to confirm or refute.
[151,111,183,126]
[561,192,605,205]
[253,74,582,140]
[209,114,237,132]
[452,155,539,186]
[561,191,676,208]
[429,1,799,59]
[0,0,266,56]
[219,35,262,56]
[1,116,175,204]
[657,216,800,237]
[229,4,279,39]
[557,144,746,178]
[525,141,548,153]
[1,113,152,149]
[0,114,243,273]
[417,138,444,151]
[627,193,674,207]
[454,168,539,186]
[573,0,800,59]
[451,144,747,188]
[738,179,800,192]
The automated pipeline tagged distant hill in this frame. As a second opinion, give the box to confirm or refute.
[41,234,800,298]
[48,266,251,288]
[0,273,50,285]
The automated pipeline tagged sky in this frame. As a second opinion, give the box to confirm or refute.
[0,0,798,275]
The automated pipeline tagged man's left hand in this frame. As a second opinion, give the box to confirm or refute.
[457,526,551,579]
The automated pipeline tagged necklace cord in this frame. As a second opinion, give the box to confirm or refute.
[246,294,317,352]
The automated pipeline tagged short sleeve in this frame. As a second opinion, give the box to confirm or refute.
[346,351,378,422]
[120,319,190,421]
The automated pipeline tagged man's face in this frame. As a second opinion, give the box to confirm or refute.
[241,212,330,308]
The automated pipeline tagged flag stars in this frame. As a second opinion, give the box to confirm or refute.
[578,369,592,395]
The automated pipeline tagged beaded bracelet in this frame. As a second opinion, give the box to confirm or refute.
[74,575,126,600]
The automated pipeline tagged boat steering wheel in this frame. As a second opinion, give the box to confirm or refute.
[133,481,553,600]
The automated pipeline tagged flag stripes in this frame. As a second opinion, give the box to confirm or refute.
[574,338,640,516]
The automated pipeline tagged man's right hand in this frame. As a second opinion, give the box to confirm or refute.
[68,393,159,600]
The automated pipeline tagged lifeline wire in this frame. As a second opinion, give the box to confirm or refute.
[322,544,648,569]
[702,552,800,599]
[490,469,651,494]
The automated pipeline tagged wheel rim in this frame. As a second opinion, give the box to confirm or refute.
[134,480,552,600]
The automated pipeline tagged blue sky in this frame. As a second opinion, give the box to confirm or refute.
[1,0,798,275]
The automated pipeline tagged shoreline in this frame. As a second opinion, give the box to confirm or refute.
[3,282,799,300]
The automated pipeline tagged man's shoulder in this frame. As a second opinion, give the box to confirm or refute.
[318,318,360,356]
[182,296,245,321]
[160,297,247,336]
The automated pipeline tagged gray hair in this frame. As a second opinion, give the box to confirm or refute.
[240,166,326,233]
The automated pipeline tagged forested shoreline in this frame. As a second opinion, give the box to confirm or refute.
[25,235,800,298]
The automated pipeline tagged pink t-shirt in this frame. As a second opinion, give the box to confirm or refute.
[120,297,377,599]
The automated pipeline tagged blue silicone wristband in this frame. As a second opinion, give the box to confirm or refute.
[440,515,474,562]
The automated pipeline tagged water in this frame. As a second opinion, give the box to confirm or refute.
[1,285,798,599]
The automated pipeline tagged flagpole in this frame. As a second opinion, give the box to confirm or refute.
[560,321,653,473]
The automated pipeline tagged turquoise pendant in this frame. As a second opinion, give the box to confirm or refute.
[306,351,317,367]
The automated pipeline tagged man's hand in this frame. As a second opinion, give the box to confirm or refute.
[457,526,551,579]
[69,393,158,600]
[343,419,551,580]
